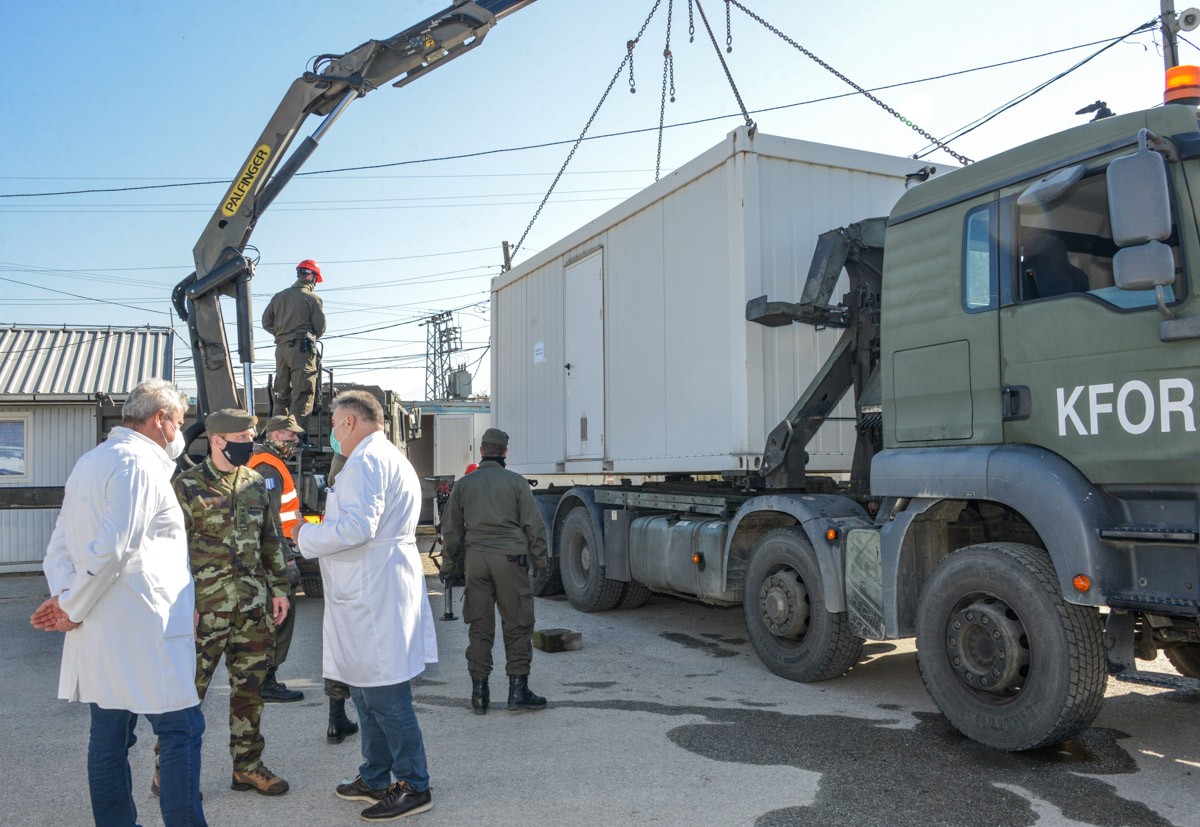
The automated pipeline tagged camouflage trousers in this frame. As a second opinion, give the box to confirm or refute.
[195,602,274,772]
[325,678,351,700]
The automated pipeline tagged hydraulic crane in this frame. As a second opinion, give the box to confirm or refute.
[172,0,536,426]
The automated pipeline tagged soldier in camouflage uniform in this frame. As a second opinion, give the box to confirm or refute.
[262,260,326,427]
[173,409,291,796]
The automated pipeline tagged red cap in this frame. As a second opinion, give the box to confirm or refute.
[297,259,323,283]
[465,463,479,474]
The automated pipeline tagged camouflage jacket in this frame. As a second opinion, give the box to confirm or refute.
[173,458,288,613]
[261,279,326,344]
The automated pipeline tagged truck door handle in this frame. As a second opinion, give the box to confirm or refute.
[1002,385,1031,421]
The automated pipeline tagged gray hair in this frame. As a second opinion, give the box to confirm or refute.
[332,389,383,426]
[122,379,189,425]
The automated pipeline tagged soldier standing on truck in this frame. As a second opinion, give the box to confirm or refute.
[170,409,291,796]
[262,260,326,427]
[248,414,306,703]
[440,428,549,714]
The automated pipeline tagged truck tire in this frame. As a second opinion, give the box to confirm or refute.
[529,555,563,597]
[559,507,623,612]
[300,574,323,599]
[616,581,653,610]
[915,542,1106,751]
[743,527,863,682]
[1166,644,1200,678]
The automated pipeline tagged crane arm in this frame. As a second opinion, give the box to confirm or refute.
[173,0,536,417]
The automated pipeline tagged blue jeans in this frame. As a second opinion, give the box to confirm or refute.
[349,682,430,793]
[88,703,207,827]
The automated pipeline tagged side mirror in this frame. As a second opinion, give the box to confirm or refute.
[1107,130,1172,246]
[1113,240,1175,291]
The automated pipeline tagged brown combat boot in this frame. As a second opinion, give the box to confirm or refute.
[231,764,289,796]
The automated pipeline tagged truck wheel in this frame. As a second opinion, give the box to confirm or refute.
[616,581,653,610]
[300,574,323,599]
[559,507,623,612]
[915,542,1106,751]
[1166,644,1200,678]
[743,527,863,682]
[529,555,563,597]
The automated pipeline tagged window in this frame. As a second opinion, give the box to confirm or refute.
[1015,169,1181,309]
[0,414,30,482]
[963,205,998,312]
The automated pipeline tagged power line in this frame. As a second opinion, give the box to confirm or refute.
[0,29,1156,200]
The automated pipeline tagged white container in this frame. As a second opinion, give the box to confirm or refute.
[433,411,490,477]
[492,127,937,476]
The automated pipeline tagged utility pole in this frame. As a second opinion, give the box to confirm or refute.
[501,240,513,272]
[1164,1,1182,71]
[420,310,462,400]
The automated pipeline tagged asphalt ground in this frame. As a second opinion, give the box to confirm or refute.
[2,557,1198,827]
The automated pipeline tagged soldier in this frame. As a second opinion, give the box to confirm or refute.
[262,259,326,427]
[440,428,549,714]
[171,408,291,796]
[248,414,306,703]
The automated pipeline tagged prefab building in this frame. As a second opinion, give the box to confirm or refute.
[0,326,174,571]
[491,127,937,476]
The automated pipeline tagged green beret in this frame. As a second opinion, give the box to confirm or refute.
[261,414,305,436]
[205,408,258,435]
[481,427,509,446]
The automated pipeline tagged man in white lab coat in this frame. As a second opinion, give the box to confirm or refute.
[33,379,207,827]
[294,389,437,822]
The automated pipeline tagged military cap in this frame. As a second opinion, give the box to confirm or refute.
[261,414,305,436]
[481,427,509,446]
[204,408,257,435]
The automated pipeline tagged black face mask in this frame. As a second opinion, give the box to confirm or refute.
[221,441,254,468]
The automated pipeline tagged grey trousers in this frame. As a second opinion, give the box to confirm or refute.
[463,552,535,678]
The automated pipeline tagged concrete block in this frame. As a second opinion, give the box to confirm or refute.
[533,628,582,653]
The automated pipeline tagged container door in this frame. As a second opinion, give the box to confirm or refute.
[564,250,604,459]
[433,414,475,477]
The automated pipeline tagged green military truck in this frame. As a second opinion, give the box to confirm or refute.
[525,103,1200,751]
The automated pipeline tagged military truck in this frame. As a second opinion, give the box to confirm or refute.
[497,98,1200,750]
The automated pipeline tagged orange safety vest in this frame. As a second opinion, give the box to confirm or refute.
[248,450,300,538]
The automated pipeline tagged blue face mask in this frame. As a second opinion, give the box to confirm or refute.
[329,419,344,456]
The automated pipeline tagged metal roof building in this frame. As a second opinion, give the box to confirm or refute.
[0,325,175,571]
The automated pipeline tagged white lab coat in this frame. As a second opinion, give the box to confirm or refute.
[42,427,199,714]
[296,430,437,687]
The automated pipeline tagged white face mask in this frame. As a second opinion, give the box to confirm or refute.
[160,419,186,460]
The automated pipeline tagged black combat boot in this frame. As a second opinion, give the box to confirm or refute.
[261,669,304,703]
[471,677,490,715]
[507,675,547,710]
[327,698,359,744]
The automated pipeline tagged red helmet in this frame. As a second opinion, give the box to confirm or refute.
[465,463,479,474]
[296,259,323,283]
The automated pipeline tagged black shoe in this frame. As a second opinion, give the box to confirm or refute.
[507,674,547,710]
[328,699,360,744]
[336,775,389,803]
[261,678,305,703]
[471,677,489,715]
[360,781,432,821]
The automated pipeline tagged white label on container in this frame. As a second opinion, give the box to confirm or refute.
[533,341,545,364]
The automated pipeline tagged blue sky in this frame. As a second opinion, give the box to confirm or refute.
[0,0,1181,400]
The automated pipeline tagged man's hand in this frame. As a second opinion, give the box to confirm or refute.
[272,596,289,626]
[30,596,80,633]
[286,560,302,589]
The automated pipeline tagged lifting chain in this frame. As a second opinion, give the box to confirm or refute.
[693,0,755,132]
[688,0,695,42]
[728,0,972,166]
[512,0,666,260]
[725,0,733,53]
[656,0,677,180]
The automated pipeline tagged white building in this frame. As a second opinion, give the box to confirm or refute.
[0,325,174,571]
